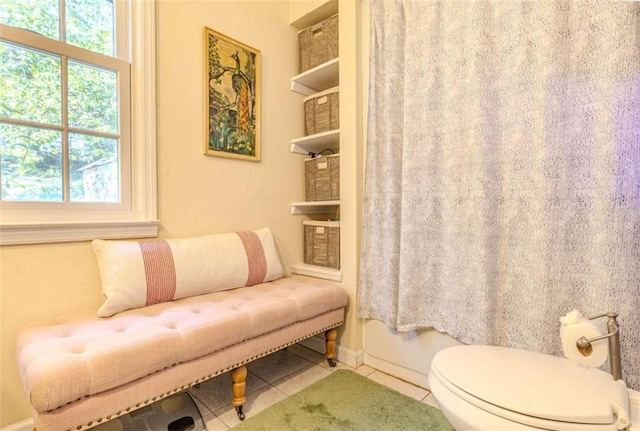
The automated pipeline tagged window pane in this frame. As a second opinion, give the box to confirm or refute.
[0,123,63,202]
[68,60,118,133]
[0,42,62,125]
[66,0,115,56]
[0,0,60,40]
[69,133,118,202]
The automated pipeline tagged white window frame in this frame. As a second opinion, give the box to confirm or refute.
[0,0,158,245]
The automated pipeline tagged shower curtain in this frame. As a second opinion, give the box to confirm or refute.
[359,0,640,389]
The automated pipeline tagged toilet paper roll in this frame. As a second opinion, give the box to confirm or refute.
[560,310,608,367]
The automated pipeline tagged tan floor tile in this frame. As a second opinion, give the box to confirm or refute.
[367,371,429,401]
[354,364,375,377]
[203,415,229,431]
[287,343,325,364]
[189,371,268,411]
[248,349,313,383]
[273,363,331,396]
[325,360,354,372]
[287,344,360,373]
[423,392,440,409]
[214,385,288,428]
[191,396,229,431]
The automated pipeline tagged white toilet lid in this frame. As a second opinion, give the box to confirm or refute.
[431,345,629,425]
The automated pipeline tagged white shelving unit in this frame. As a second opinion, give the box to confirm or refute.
[290,129,340,155]
[289,12,342,281]
[290,200,340,215]
[290,262,342,282]
[289,57,341,208]
[289,0,362,360]
[290,58,339,96]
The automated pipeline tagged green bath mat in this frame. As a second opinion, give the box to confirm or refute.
[230,369,454,430]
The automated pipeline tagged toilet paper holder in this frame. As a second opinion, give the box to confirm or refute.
[576,312,622,381]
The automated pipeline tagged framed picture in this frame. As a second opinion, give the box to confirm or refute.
[204,27,261,161]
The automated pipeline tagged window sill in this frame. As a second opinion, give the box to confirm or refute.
[0,220,159,245]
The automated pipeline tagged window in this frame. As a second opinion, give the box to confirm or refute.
[0,0,157,245]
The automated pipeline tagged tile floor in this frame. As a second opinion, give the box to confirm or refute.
[188,343,441,430]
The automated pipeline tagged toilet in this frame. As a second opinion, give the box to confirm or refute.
[429,345,640,430]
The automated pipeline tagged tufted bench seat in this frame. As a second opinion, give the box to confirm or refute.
[16,275,348,431]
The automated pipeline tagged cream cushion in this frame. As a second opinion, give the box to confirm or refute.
[16,275,348,415]
[92,228,283,317]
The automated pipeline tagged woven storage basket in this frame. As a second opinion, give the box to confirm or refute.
[305,154,339,201]
[304,86,339,136]
[298,14,339,73]
[304,221,340,269]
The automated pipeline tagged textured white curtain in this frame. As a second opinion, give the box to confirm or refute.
[359,0,640,389]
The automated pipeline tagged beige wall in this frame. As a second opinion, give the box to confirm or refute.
[155,0,305,251]
[1,243,105,425]
[334,0,364,356]
[0,0,308,426]
[289,0,331,22]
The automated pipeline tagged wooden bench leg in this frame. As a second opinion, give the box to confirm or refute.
[325,328,338,367]
[231,365,247,420]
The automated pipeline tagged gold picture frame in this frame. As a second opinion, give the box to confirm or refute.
[204,27,261,161]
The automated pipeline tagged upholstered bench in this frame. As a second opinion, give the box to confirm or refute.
[15,229,348,431]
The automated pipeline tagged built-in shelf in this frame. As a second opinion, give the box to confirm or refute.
[290,262,342,282]
[290,0,338,30]
[291,200,340,215]
[291,129,340,155]
[290,3,342,283]
[290,58,339,96]
[303,220,340,228]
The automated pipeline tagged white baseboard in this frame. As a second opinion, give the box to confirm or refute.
[364,351,431,389]
[1,418,33,431]
[298,336,364,369]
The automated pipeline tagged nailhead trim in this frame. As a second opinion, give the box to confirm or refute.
[58,317,343,431]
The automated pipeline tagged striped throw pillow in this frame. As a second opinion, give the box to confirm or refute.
[92,228,283,317]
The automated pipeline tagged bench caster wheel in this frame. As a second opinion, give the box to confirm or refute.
[236,406,245,421]
[327,358,337,367]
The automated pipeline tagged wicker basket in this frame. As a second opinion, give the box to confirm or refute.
[304,86,339,136]
[305,154,339,201]
[304,221,340,269]
[298,14,339,73]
